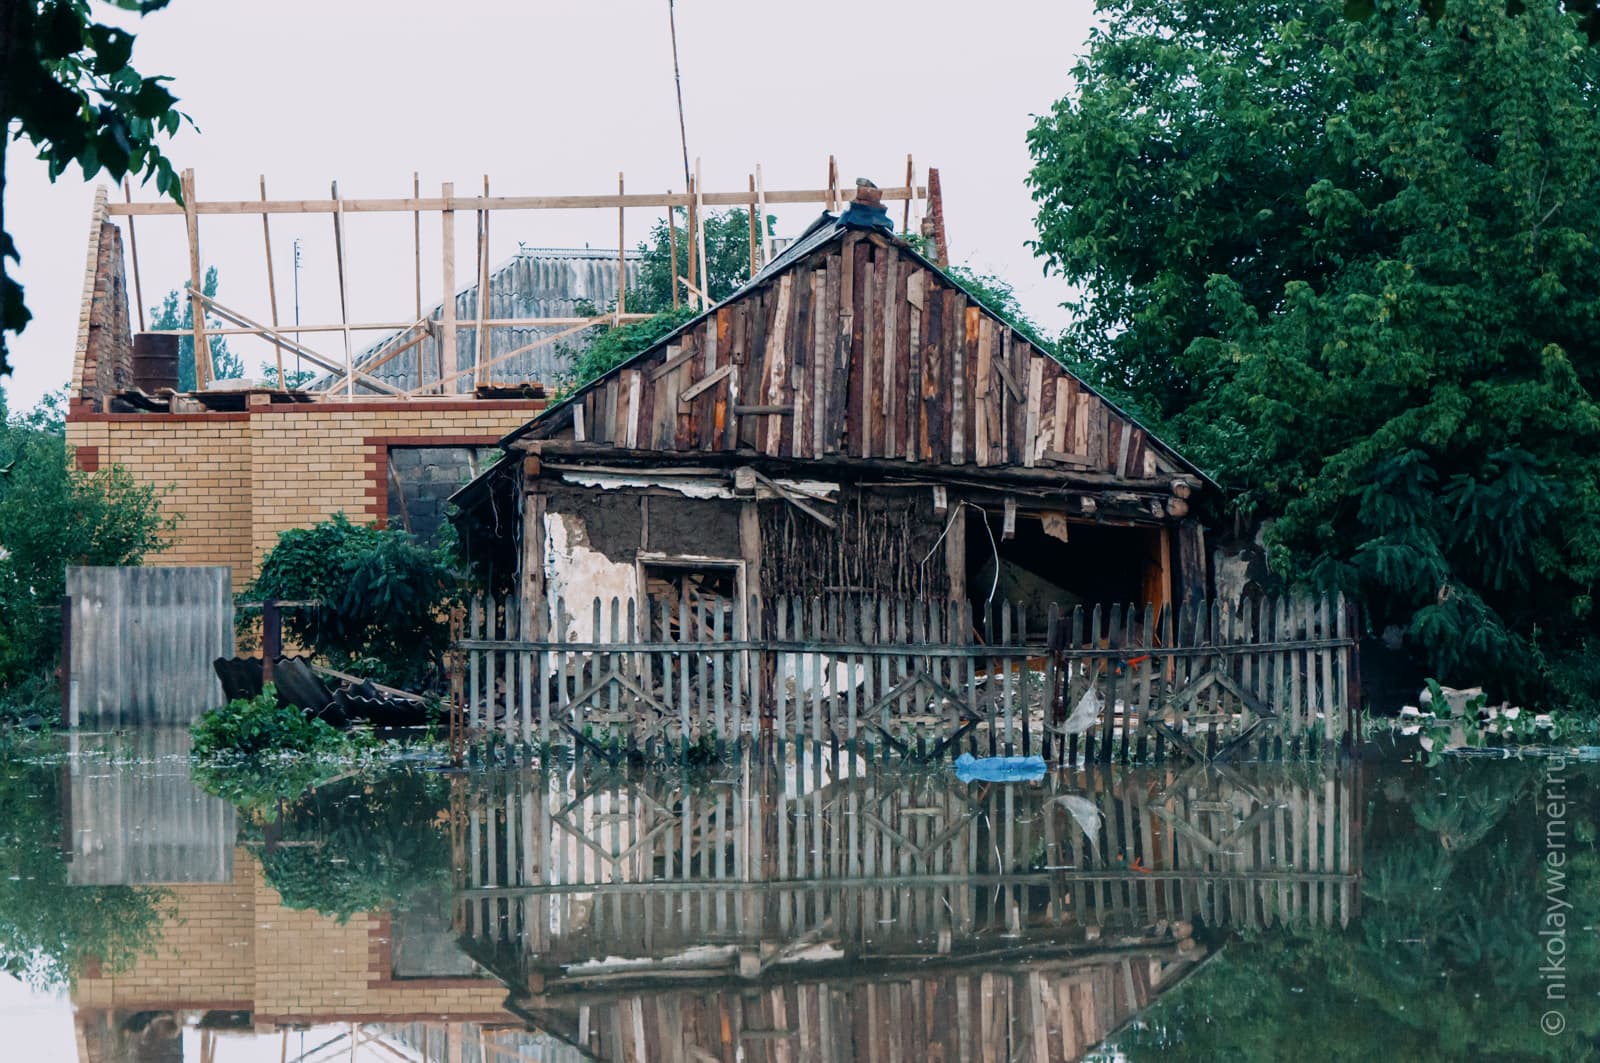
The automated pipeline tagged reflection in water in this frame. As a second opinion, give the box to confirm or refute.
[455,753,1354,1061]
[1111,760,1600,1061]
[67,730,235,886]
[7,735,1591,1061]
[0,733,170,991]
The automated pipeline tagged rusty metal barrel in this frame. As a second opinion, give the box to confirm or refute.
[132,332,180,391]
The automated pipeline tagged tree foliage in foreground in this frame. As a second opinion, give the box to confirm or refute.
[0,0,190,372]
[1029,0,1600,703]
[0,388,173,711]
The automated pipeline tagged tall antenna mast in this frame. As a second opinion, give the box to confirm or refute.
[668,0,691,192]
[292,238,303,378]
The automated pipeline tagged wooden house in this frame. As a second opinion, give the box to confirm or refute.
[453,197,1213,641]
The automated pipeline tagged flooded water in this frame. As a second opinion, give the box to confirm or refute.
[0,730,1594,1061]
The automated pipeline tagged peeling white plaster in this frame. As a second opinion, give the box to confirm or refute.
[779,653,864,699]
[563,473,733,498]
[560,471,840,501]
[566,945,739,972]
[544,510,636,640]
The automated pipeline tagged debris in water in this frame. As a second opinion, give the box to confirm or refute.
[954,753,1046,783]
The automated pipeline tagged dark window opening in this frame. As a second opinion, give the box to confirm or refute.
[387,446,500,546]
[640,559,742,640]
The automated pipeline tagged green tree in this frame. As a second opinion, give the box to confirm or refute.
[0,0,190,372]
[1027,0,1600,702]
[149,265,245,388]
[0,387,174,710]
[259,361,315,390]
[551,207,766,393]
[627,208,768,313]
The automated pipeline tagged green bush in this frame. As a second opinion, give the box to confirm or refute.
[191,686,346,759]
[1024,0,1600,704]
[247,513,461,692]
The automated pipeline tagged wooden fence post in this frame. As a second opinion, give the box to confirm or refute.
[261,600,281,683]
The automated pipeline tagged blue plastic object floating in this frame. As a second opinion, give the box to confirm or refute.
[954,752,1047,783]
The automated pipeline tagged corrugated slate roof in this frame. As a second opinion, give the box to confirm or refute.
[319,247,640,394]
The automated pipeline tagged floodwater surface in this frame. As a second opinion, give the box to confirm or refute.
[0,729,1594,1061]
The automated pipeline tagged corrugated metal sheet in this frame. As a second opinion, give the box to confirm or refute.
[66,565,234,726]
[340,247,641,393]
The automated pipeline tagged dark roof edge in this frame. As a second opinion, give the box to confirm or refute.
[448,450,519,513]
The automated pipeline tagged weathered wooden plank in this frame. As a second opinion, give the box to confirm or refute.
[935,288,955,467]
[675,332,700,449]
[790,266,818,459]
[881,253,900,459]
[740,292,770,449]
[677,361,733,404]
[866,250,888,458]
[824,237,857,453]
[1025,358,1044,468]
[815,258,838,458]
[848,248,873,458]
[973,314,992,468]
[764,275,794,455]
[725,305,745,448]
[922,283,944,463]
[696,314,720,451]
[905,270,924,462]
[1088,397,1107,473]
[1053,375,1074,463]
[950,296,969,465]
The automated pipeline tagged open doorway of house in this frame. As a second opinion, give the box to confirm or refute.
[964,507,1168,622]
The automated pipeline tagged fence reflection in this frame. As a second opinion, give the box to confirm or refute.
[449,754,1361,1061]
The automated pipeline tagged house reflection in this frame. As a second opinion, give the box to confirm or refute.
[67,747,1362,1062]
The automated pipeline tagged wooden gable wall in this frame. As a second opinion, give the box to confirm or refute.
[545,231,1183,480]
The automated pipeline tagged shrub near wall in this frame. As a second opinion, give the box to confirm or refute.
[247,514,461,693]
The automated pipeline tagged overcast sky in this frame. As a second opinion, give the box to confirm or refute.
[5,0,1098,412]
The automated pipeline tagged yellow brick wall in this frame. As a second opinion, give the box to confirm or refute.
[72,848,256,1009]
[251,865,505,1021]
[67,415,254,584]
[65,400,537,591]
[73,848,508,1022]
[247,403,532,572]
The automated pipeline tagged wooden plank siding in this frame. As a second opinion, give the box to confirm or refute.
[518,234,1191,482]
